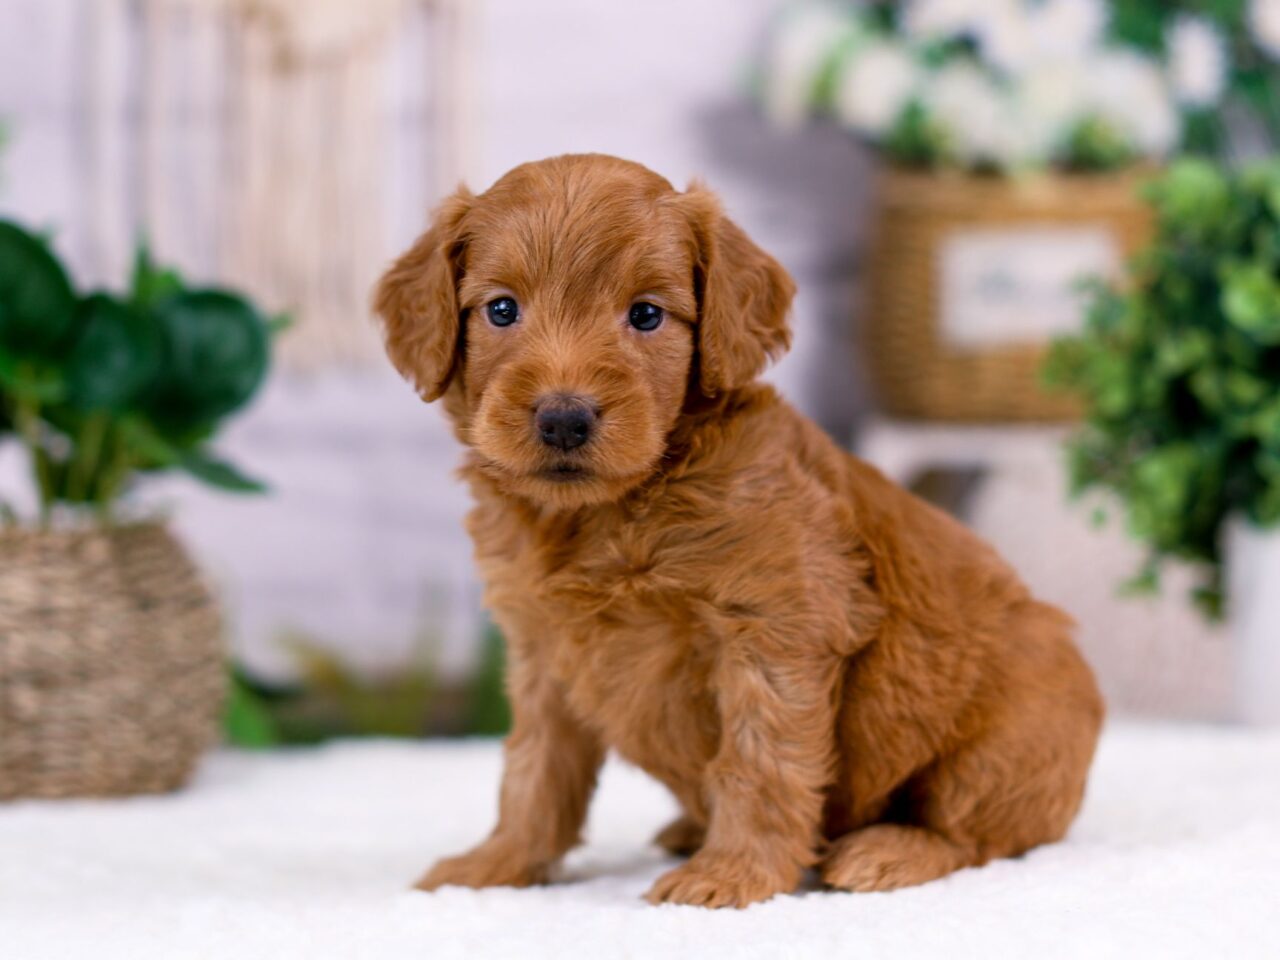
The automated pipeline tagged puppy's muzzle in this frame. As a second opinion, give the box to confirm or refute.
[534,394,597,452]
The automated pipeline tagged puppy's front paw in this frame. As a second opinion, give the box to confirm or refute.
[414,840,548,892]
[644,852,794,909]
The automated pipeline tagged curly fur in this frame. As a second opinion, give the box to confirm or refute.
[374,154,1105,909]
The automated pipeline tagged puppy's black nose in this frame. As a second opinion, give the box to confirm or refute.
[535,395,596,452]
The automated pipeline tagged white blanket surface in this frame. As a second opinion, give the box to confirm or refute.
[4,722,1278,959]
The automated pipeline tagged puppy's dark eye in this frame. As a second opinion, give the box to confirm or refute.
[628,302,664,332]
[486,297,520,327]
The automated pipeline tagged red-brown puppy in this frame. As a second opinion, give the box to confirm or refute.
[375,153,1104,908]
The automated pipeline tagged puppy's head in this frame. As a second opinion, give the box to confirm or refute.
[375,154,794,508]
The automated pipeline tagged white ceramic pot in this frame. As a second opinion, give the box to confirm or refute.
[1228,519,1280,725]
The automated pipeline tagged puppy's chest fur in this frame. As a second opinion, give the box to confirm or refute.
[465,391,885,803]
[470,490,728,774]
[464,419,877,796]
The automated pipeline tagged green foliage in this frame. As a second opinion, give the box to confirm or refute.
[223,622,514,744]
[767,0,1280,172]
[1046,158,1280,617]
[0,222,277,524]
[65,294,163,410]
[0,222,77,358]
[1108,0,1280,151]
[883,101,951,169]
[223,669,281,749]
[288,636,438,740]
[146,291,271,431]
[464,622,512,736]
[1064,117,1140,173]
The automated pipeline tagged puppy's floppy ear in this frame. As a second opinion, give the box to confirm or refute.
[679,183,796,396]
[373,188,473,401]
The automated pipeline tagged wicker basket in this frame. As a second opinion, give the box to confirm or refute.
[865,168,1154,422]
[0,523,224,799]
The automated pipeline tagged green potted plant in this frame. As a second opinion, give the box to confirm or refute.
[757,0,1280,422]
[1046,159,1280,725]
[0,220,278,797]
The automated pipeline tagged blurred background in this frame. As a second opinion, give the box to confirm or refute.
[4,0,1280,765]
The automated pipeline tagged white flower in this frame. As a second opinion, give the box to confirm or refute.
[763,2,860,128]
[901,0,972,41]
[1085,50,1180,157]
[978,0,1105,75]
[978,7,1036,74]
[902,0,1017,44]
[1168,17,1228,107]
[1249,0,1280,59]
[1032,0,1107,63]
[1014,61,1091,156]
[924,61,1026,167]
[834,39,922,135]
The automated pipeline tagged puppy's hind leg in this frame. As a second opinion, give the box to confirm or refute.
[825,602,1103,894]
[822,824,977,893]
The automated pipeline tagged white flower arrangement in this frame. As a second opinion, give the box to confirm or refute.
[1249,0,1280,59]
[761,0,1280,173]
[1085,50,1180,157]
[1168,17,1228,108]
[762,2,864,128]
[924,60,1021,166]
[834,38,921,134]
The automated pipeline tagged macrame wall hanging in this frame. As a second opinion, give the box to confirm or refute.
[84,0,474,368]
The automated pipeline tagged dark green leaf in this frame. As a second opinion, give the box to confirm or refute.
[64,294,164,411]
[0,352,66,402]
[0,220,78,358]
[130,242,184,311]
[181,449,267,493]
[223,674,279,748]
[147,290,271,430]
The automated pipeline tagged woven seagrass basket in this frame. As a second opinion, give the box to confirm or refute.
[866,168,1154,422]
[0,523,224,799]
